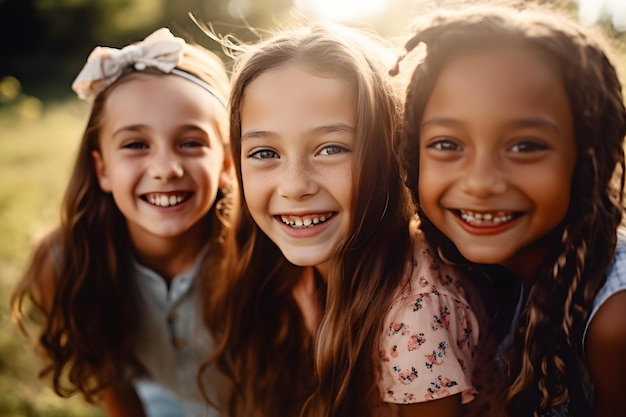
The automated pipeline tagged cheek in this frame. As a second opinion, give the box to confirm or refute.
[417,161,440,205]
[241,168,266,211]
[539,180,571,226]
[240,165,255,194]
[338,167,353,198]
[107,159,134,183]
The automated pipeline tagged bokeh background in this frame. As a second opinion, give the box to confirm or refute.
[0,0,624,416]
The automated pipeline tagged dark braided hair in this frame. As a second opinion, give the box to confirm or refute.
[392,5,626,416]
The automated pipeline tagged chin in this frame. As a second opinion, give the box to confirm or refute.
[284,257,321,267]
[282,252,328,268]
[458,248,511,266]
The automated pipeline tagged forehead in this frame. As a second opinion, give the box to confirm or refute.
[101,73,226,128]
[244,63,352,100]
[425,47,570,121]
[241,64,355,130]
[439,46,560,94]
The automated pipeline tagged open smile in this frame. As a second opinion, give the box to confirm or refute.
[142,192,191,208]
[453,209,523,227]
[278,212,336,228]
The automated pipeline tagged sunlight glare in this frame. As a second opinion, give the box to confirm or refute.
[294,0,390,22]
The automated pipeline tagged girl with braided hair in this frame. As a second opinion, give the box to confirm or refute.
[392,4,626,417]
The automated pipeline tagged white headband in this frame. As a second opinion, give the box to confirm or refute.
[71,28,226,107]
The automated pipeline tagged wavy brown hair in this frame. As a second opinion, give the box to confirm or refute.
[392,5,626,416]
[202,23,415,417]
[10,40,236,402]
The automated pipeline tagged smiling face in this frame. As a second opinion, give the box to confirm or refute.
[240,64,355,275]
[417,48,577,275]
[93,73,231,248]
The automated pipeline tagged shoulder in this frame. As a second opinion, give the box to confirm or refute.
[384,241,479,349]
[378,237,479,406]
[585,234,626,340]
[586,232,626,346]
[586,290,626,348]
[399,237,477,311]
[581,234,626,415]
[584,290,626,415]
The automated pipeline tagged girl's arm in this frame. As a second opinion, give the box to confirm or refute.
[397,394,462,417]
[585,290,626,417]
[100,383,147,417]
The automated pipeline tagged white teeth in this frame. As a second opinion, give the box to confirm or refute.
[146,193,187,208]
[459,210,514,226]
[280,213,334,228]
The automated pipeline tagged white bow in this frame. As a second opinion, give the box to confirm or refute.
[72,28,185,101]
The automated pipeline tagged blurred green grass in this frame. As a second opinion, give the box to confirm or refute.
[0,96,105,417]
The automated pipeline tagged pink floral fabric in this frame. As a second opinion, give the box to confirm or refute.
[379,239,479,405]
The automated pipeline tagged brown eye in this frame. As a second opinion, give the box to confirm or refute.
[180,140,205,148]
[427,139,462,152]
[122,141,148,149]
[509,141,548,153]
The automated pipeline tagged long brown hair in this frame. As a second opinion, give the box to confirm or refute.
[10,40,236,402]
[202,23,415,417]
[393,5,626,416]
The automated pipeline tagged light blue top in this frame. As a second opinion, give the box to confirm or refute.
[496,234,626,416]
[130,254,227,417]
[583,233,626,347]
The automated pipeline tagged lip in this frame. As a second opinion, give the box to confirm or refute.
[274,211,337,238]
[449,208,524,235]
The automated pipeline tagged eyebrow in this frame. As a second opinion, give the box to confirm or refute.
[241,122,356,141]
[112,123,209,138]
[112,124,146,138]
[421,116,562,133]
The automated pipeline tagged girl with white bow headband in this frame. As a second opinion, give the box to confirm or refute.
[12,28,237,417]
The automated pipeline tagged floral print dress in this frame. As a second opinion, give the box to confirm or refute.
[379,238,480,407]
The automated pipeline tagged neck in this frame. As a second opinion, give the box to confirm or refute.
[291,266,322,335]
[501,231,561,286]
[129,222,209,282]
[315,261,329,282]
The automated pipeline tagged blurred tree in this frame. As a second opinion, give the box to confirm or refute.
[0,0,299,100]
[0,0,622,101]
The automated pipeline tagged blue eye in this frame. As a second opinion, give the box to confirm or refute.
[249,149,278,159]
[318,145,347,156]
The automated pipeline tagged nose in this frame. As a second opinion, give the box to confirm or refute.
[276,158,319,200]
[459,152,507,198]
[148,148,184,181]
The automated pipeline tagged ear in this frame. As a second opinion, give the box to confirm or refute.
[92,150,112,193]
[219,152,235,191]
